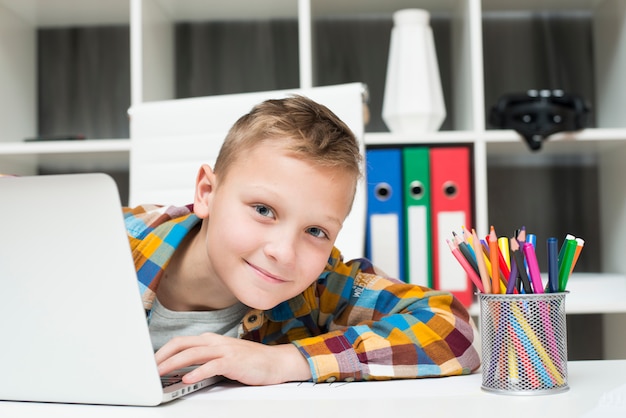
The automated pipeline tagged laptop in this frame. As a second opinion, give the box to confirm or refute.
[0,173,220,406]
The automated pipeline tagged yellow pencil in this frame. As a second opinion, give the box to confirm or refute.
[498,236,511,270]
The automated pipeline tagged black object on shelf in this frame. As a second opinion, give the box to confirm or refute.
[489,90,591,151]
[24,134,87,142]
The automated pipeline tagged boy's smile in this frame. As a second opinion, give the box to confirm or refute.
[246,261,289,284]
[192,140,356,311]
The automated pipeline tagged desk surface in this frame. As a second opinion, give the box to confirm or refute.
[1,360,624,417]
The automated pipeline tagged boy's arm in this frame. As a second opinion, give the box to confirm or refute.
[291,253,481,383]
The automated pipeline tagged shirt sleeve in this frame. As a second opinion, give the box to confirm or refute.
[291,249,481,383]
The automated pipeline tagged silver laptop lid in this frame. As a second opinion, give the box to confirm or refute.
[0,173,165,406]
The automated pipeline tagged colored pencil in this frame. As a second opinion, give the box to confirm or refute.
[506,256,518,294]
[510,238,532,293]
[547,237,559,293]
[522,242,544,294]
[447,239,485,293]
[471,229,491,293]
[453,231,479,274]
[489,226,500,294]
[498,236,511,270]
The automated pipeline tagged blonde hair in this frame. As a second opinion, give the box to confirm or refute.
[213,95,362,181]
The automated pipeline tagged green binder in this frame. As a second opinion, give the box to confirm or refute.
[402,147,432,287]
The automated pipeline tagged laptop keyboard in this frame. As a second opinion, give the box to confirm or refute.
[160,371,185,388]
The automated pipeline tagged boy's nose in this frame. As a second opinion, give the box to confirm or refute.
[263,228,297,265]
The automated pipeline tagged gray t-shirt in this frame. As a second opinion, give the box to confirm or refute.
[148,297,249,351]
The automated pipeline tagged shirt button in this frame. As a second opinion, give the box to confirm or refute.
[245,310,263,324]
[325,377,336,383]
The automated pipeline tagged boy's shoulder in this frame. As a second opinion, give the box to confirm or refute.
[123,203,197,238]
[325,247,394,281]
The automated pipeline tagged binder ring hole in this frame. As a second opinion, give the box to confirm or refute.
[409,180,424,200]
[374,182,392,201]
[442,181,458,198]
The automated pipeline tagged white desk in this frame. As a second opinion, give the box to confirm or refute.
[1,360,624,417]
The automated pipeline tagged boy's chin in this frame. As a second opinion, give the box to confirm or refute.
[238,293,295,311]
[244,300,281,311]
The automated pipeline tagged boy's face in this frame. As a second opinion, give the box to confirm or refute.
[197,141,355,310]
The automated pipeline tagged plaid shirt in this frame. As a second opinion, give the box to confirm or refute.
[123,204,480,383]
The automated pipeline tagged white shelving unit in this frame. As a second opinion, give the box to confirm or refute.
[1,0,626,356]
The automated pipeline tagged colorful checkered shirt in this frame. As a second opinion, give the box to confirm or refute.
[123,204,480,383]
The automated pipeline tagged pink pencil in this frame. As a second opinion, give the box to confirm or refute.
[522,242,544,293]
[447,239,485,293]
[489,226,500,294]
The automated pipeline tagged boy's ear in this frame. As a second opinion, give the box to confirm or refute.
[193,164,216,219]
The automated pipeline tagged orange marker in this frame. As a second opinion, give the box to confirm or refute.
[569,238,585,275]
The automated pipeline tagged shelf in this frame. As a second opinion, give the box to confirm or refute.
[365,127,626,151]
[0,0,130,26]
[154,0,298,21]
[482,0,600,13]
[0,0,605,26]
[484,128,626,161]
[364,131,477,146]
[0,139,130,155]
[0,140,130,173]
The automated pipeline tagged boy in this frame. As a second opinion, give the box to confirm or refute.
[123,95,480,386]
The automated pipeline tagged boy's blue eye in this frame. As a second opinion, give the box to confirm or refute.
[254,205,274,218]
[307,227,327,239]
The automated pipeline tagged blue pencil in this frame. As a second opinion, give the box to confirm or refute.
[547,237,559,293]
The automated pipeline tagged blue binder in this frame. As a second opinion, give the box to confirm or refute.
[365,148,405,281]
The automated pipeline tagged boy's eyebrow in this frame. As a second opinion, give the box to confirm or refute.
[321,215,344,229]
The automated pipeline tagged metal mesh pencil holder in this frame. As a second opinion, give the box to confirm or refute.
[479,292,569,395]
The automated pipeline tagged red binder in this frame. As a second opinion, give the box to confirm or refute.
[429,146,473,307]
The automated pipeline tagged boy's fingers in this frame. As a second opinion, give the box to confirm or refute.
[156,342,223,376]
[154,333,220,363]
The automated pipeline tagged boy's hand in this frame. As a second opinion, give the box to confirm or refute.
[155,333,312,385]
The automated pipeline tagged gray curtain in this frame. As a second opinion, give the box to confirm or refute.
[38,26,130,139]
[175,20,299,97]
[174,16,453,133]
